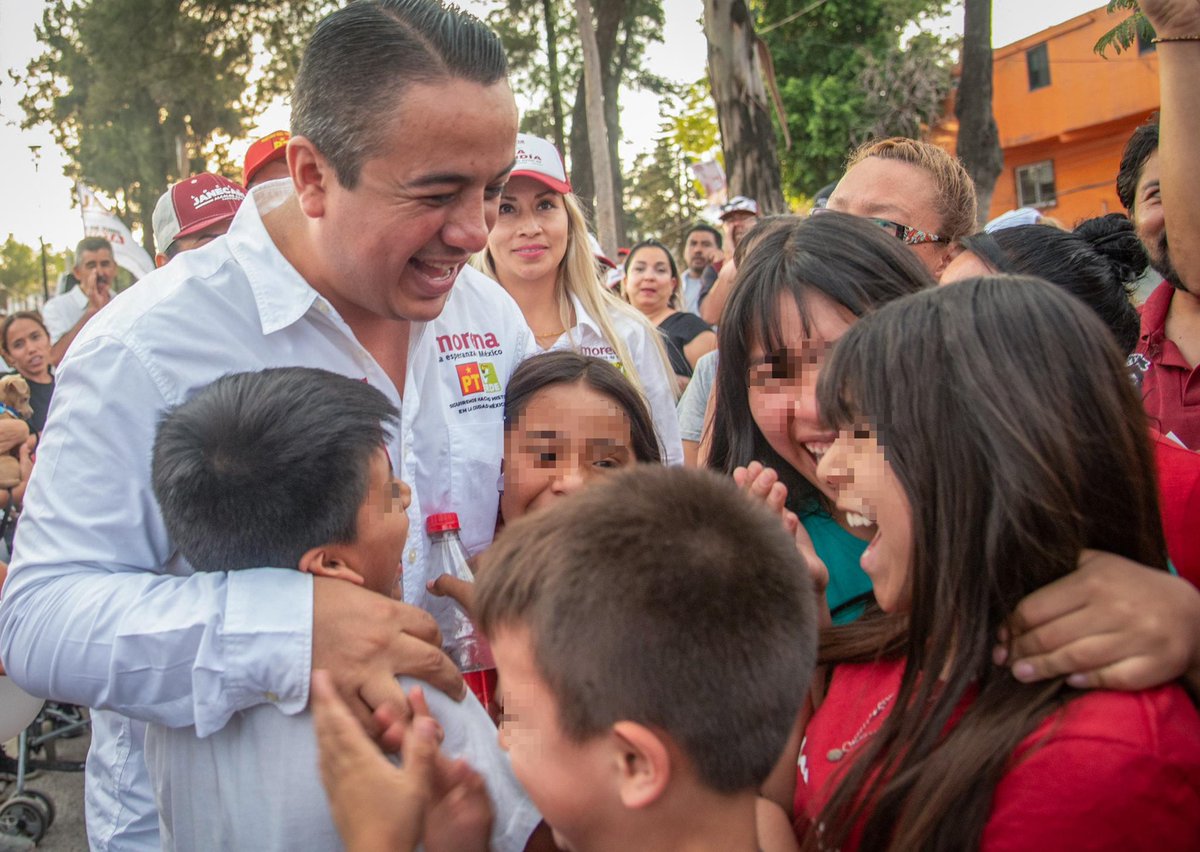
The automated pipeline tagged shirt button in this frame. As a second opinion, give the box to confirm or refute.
[264,691,280,703]
[407,549,417,563]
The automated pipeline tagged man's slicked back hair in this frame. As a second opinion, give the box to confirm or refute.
[291,0,508,188]
[476,465,817,794]
[152,367,399,573]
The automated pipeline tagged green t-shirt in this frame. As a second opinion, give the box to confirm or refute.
[801,510,874,625]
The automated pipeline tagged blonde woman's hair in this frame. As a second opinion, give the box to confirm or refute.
[476,191,679,401]
[847,137,978,242]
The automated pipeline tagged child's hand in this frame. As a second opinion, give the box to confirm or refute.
[312,670,436,852]
[407,686,494,852]
[734,461,790,520]
[426,573,477,621]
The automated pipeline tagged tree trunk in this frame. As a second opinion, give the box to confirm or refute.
[955,0,1002,227]
[702,0,785,213]
[541,0,567,155]
[574,0,618,255]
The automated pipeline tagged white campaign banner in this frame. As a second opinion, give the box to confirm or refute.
[77,182,155,279]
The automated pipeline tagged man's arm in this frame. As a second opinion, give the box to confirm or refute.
[1144,0,1200,291]
[0,335,460,735]
[699,259,737,326]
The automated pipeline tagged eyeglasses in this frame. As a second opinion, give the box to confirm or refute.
[809,205,950,246]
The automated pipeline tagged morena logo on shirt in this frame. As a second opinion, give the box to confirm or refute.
[456,362,502,396]
[437,331,500,354]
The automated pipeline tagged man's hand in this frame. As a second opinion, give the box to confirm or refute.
[1138,0,1200,38]
[999,551,1200,690]
[312,577,464,744]
[80,267,113,313]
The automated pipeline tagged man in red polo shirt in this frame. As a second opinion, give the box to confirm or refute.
[1118,118,1200,449]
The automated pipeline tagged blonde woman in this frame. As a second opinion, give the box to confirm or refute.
[477,134,683,464]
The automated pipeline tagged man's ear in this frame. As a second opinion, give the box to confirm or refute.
[610,721,671,810]
[287,136,333,220]
[155,254,169,269]
[298,547,365,586]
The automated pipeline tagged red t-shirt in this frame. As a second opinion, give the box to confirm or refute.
[794,659,1200,850]
[1152,429,1200,586]
[1135,282,1200,449]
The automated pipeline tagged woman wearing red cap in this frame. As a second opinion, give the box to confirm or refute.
[476,133,683,464]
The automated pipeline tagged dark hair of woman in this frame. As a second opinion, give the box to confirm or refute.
[960,214,1146,354]
[1,311,50,355]
[806,276,1168,851]
[503,351,662,464]
[706,211,933,515]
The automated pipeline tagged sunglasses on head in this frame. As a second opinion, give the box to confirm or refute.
[810,204,950,246]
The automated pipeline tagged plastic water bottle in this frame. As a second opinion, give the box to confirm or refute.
[425,513,493,674]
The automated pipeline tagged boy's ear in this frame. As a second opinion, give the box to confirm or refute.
[610,721,671,810]
[299,547,366,586]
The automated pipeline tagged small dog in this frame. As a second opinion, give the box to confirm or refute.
[0,375,33,489]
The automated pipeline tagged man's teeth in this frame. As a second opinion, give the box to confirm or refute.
[804,442,830,462]
[845,511,874,527]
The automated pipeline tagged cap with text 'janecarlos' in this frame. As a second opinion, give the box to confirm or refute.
[151,173,246,254]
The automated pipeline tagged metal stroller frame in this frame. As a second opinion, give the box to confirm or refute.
[0,704,88,844]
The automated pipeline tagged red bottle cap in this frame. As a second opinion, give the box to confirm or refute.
[425,512,461,533]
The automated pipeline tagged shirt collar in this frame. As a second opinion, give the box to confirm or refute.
[1140,280,1175,344]
[225,182,322,336]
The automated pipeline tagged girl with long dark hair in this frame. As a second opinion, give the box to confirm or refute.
[791,277,1200,849]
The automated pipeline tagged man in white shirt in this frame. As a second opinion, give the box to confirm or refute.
[679,223,722,316]
[0,2,541,850]
[42,236,117,365]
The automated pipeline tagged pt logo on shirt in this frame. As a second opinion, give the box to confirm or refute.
[457,362,502,396]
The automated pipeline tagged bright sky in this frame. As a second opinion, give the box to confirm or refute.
[0,0,1110,249]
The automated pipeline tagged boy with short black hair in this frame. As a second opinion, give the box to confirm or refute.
[474,464,816,851]
[145,367,539,851]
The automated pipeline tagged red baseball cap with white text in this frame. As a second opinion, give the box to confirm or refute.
[152,173,246,254]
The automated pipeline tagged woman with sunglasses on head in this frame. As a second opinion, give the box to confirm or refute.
[787,277,1200,850]
[477,134,683,464]
[820,137,977,278]
[622,239,717,389]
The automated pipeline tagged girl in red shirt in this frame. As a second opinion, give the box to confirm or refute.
[790,276,1200,850]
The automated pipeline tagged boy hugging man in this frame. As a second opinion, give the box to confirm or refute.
[144,367,539,851]
[316,464,818,852]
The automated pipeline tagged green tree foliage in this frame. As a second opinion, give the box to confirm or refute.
[16,0,332,253]
[484,0,669,243]
[757,0,952,196]
[1094,0,1156,56]
[0,235,70,305]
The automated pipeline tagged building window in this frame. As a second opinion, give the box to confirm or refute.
[1137,29,1157,54]
[1016,161,1057,208]
[1026,43,1051,90]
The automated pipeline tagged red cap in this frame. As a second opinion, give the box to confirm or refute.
[425,512,462,533]
[151,173,246,254]
[242,130,290,187]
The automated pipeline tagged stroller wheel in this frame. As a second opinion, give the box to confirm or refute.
[0,795,48,843]
[15,791,52,828]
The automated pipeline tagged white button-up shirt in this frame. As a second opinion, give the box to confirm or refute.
[0,183,534,851]
[145,678,539,851]
[40,285,89,344]
[546,293,684,465]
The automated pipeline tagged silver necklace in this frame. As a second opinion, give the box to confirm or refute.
[826,693,894,762]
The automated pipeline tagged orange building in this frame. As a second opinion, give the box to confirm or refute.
[932,6,1160,225]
